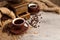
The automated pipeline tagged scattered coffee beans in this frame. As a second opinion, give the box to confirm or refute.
[27,13,42,28]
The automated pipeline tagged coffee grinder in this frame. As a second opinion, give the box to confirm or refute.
[5,0,30,19]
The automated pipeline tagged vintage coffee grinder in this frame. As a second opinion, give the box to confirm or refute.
[5,0,30,19]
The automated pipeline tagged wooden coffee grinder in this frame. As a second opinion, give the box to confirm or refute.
[6,0,30,19]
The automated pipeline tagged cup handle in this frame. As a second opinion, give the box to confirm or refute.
[24,21,29,27]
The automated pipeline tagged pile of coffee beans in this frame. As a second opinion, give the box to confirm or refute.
[27,13,42,28]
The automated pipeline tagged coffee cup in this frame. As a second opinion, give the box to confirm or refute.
[12,18,25,26]
[28,3,40,14]
[11,18,28,35]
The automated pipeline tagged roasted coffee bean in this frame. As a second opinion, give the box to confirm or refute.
[41,17,42,19]
[27,13,42,28]
[0,25,1,27]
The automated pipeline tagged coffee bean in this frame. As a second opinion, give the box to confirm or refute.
[38,25,40,27]
[0,25,1,27]
[41,17,42,19]
[27,13,42,28]
[39,22,41,23]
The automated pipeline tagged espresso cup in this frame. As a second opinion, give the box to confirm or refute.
[28,3,40,14]
[11,18,28,35]
[28,3,37,8]
[12,18,25,26]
